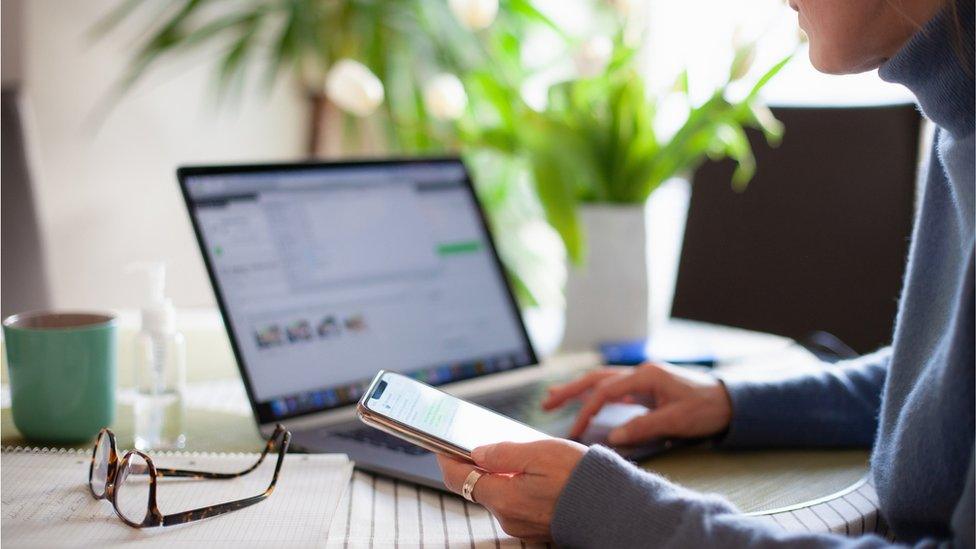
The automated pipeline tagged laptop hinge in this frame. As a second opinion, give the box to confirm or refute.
[262,352,599,437]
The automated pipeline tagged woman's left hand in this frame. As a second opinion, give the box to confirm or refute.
[436,438,587,542]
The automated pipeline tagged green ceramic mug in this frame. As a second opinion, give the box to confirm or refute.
[3,311,117,443]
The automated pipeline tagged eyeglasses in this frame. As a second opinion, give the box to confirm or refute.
[87,424,291,528]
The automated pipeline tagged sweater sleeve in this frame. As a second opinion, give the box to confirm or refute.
[718,348,890,448]
[550,445,973,548]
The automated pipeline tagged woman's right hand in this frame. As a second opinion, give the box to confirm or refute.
[541,363,734,446]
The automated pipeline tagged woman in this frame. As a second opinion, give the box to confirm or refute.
[437,0,975,546]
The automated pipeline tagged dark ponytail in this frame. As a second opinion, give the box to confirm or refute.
[947,0,974,76]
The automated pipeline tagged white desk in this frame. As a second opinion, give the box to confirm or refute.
[1,312,886,544]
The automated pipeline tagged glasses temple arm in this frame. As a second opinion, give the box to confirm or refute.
[152,468,244,479]
[148,427,288,479]
[159,432,291,527]
[161,493,268,526]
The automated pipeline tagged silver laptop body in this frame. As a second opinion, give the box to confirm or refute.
[178,158,589,489]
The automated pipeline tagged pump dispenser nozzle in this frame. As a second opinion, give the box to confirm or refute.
[127,262,175,334]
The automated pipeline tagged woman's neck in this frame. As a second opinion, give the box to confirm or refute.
[879,0,948,62]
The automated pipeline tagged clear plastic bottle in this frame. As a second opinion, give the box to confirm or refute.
[130,263,186,451]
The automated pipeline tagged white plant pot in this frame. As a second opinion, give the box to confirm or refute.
[561,177,691,351]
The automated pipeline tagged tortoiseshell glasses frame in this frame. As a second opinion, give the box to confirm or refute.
[87,424,291,528]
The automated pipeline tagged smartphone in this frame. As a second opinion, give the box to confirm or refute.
[357,370,551,461]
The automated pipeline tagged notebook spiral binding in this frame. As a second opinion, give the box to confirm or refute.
[1,445,264,458]
[2,446,87,454]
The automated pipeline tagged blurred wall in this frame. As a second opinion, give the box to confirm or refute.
[8,0,915,315]
[15,0,306,311]
[2,0,23,86]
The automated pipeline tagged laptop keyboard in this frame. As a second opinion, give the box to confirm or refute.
[335,426,431,455]
[335,379,577,455]
[477,381,578,423]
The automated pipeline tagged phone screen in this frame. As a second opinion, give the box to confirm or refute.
[364,372,550,452]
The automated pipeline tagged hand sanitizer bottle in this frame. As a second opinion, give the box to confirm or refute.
[129,262,186,451]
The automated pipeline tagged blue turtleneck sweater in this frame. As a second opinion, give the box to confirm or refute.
[550,4,975,547]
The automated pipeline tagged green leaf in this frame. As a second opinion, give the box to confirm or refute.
[672,69,689,94]
[714,122,756,190]
[745,102,784,146]
[473,128,519,154]
[505,0,567,40]
[264,2,301,90]
[745,53,793,102]
[506,268,540,308]
[530,146,584,264]
[213,14,261,98]
[88,0,145,38]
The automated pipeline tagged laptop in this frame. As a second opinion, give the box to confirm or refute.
[177,158,660,490]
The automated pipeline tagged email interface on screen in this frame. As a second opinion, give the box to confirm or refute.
[184,162,534,421]
[367,372,549,451]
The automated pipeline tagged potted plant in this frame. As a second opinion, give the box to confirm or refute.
[97,0,789,353]
[92,0,570,353]
[461,32,791,349]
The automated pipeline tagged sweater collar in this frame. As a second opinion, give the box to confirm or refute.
[878,1,975,138]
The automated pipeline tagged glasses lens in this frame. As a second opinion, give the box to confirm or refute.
[90,432,111,497]
[115,454,151,525]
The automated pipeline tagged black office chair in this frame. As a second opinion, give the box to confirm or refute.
[671,104,922,357]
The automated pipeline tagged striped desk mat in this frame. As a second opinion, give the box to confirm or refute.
[750,476,893,540]
[326,471,889,548]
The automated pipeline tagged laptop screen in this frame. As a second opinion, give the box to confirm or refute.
[179,159,536,423]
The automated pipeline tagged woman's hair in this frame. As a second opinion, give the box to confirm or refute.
[887,0,973,74]
[945,0,974,76]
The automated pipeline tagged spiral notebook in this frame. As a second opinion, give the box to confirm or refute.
[1,446,353,548]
